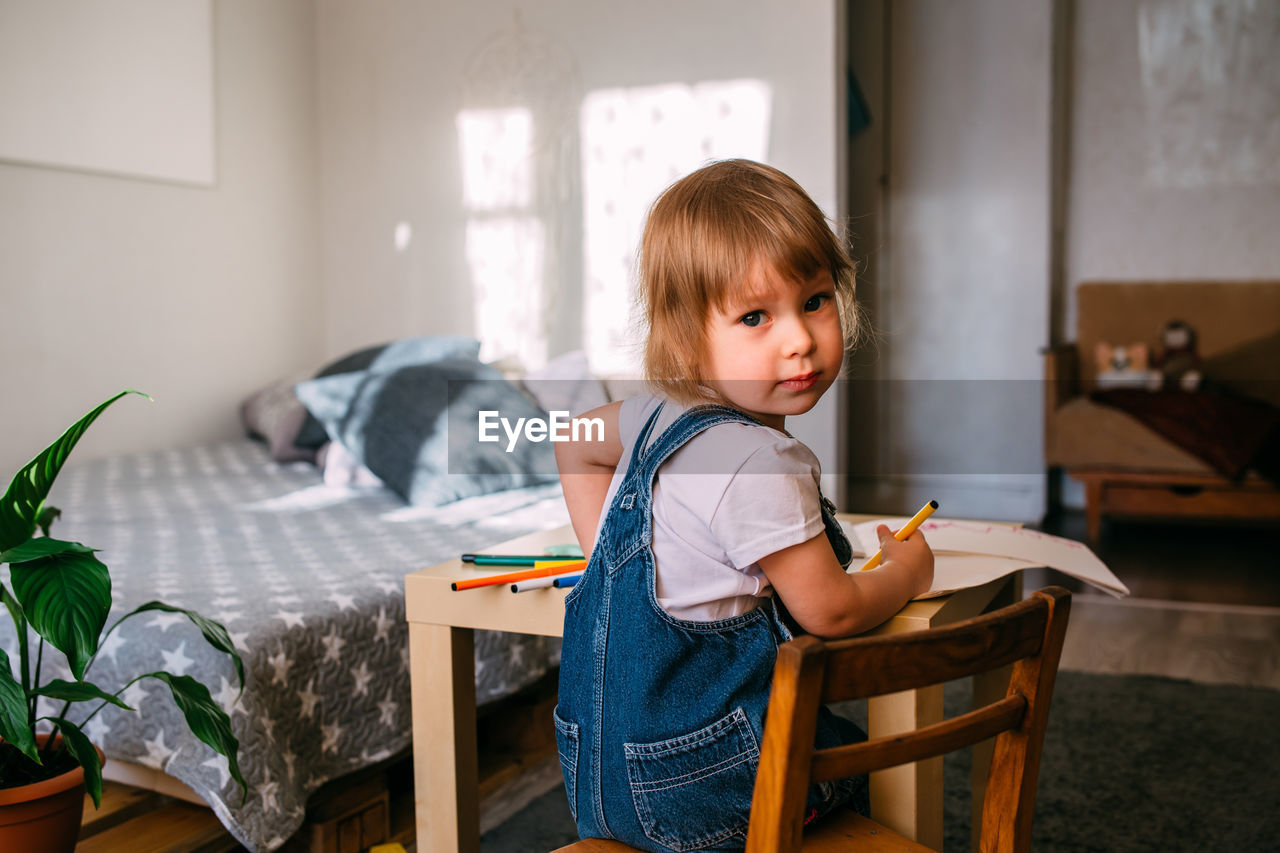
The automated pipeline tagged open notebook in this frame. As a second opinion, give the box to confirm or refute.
[840,518,1129,599]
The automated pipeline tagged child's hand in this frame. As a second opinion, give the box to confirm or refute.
[760,523,937,638]
[875,523,934,598]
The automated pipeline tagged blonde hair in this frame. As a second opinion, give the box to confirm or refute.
[638,159,861,404]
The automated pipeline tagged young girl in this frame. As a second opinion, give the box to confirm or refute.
[554,159,934,852]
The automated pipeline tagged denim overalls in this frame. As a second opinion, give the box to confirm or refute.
[555,403,868,852]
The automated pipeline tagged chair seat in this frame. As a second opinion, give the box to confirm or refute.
[550,809,929,853]
[804,809,931,852]
[551,839,638,852]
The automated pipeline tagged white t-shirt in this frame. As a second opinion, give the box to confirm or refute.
[593,396,825,621]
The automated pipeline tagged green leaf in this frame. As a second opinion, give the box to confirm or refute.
[0,583,23,625]
[146,672,247,802]
[45,716,103,808]
[9,550,111,680]
[0,536,96,565]
[0,582,24,638]
[32,678,133,710]
[1,584,30,717]
[35,506,61,537]
[125,602,245,689]
[0,390,150,553]
[0,648,37,763]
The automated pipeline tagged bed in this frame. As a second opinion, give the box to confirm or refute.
[3,438,569,850]
[0,341,607,851]
[1043,281,1280,541]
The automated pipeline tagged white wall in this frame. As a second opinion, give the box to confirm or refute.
[0,0,321,478]
[1065,0,1280,308]
[315,0,842,354]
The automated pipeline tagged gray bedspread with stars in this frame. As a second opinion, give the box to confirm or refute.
[0,439,570,851]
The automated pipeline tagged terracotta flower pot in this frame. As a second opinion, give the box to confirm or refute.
[0,735,105,853]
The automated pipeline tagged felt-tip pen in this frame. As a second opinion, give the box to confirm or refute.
[857,500,938,572]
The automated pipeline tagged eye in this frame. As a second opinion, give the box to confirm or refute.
[804,294,830,312]
[739,311,764,327]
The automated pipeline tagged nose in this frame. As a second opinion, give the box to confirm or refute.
[780,314,817,359]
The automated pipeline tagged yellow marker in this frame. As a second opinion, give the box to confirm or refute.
[858,500,938,571]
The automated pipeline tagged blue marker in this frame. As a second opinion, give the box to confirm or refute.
[552,574,582,589]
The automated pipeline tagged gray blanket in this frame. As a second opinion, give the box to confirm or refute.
[0,439,570,851]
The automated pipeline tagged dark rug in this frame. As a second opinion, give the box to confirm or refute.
[481,671,1280,851]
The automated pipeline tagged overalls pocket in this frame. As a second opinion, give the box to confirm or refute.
[624,707,760,852]
[552,706,580,822]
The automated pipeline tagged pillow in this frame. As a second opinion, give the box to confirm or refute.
[517,350,610,416]
[239,372,317,463]
[291,335,482,449]
[294,355,559,506]
[1093,341,1161,391]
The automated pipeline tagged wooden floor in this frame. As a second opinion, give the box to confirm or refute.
[1033,509,1280,688]
[79,767,417,852]
[76,510,1279,850]
[80,783,241,853]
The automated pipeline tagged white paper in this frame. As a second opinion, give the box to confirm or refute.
[841,518,1129,599]
[910,555,1045,600]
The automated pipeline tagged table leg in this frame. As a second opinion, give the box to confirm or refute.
[868,684,944,849]
[409,623,479,853]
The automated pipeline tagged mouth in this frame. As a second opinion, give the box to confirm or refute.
[777,372,820,391]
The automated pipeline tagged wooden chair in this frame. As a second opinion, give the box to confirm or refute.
[553,586,1071,853]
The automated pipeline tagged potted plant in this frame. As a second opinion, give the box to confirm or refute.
[0,390,247,851]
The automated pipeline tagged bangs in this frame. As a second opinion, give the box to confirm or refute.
[698,194,847,315]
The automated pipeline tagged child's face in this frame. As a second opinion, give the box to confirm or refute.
[702,260,843,430]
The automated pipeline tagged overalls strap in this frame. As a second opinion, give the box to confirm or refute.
[603,403,760,570]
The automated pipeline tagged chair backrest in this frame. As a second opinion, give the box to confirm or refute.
[746,586,1071,853]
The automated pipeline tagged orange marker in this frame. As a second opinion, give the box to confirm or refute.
[451,560,586,591]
